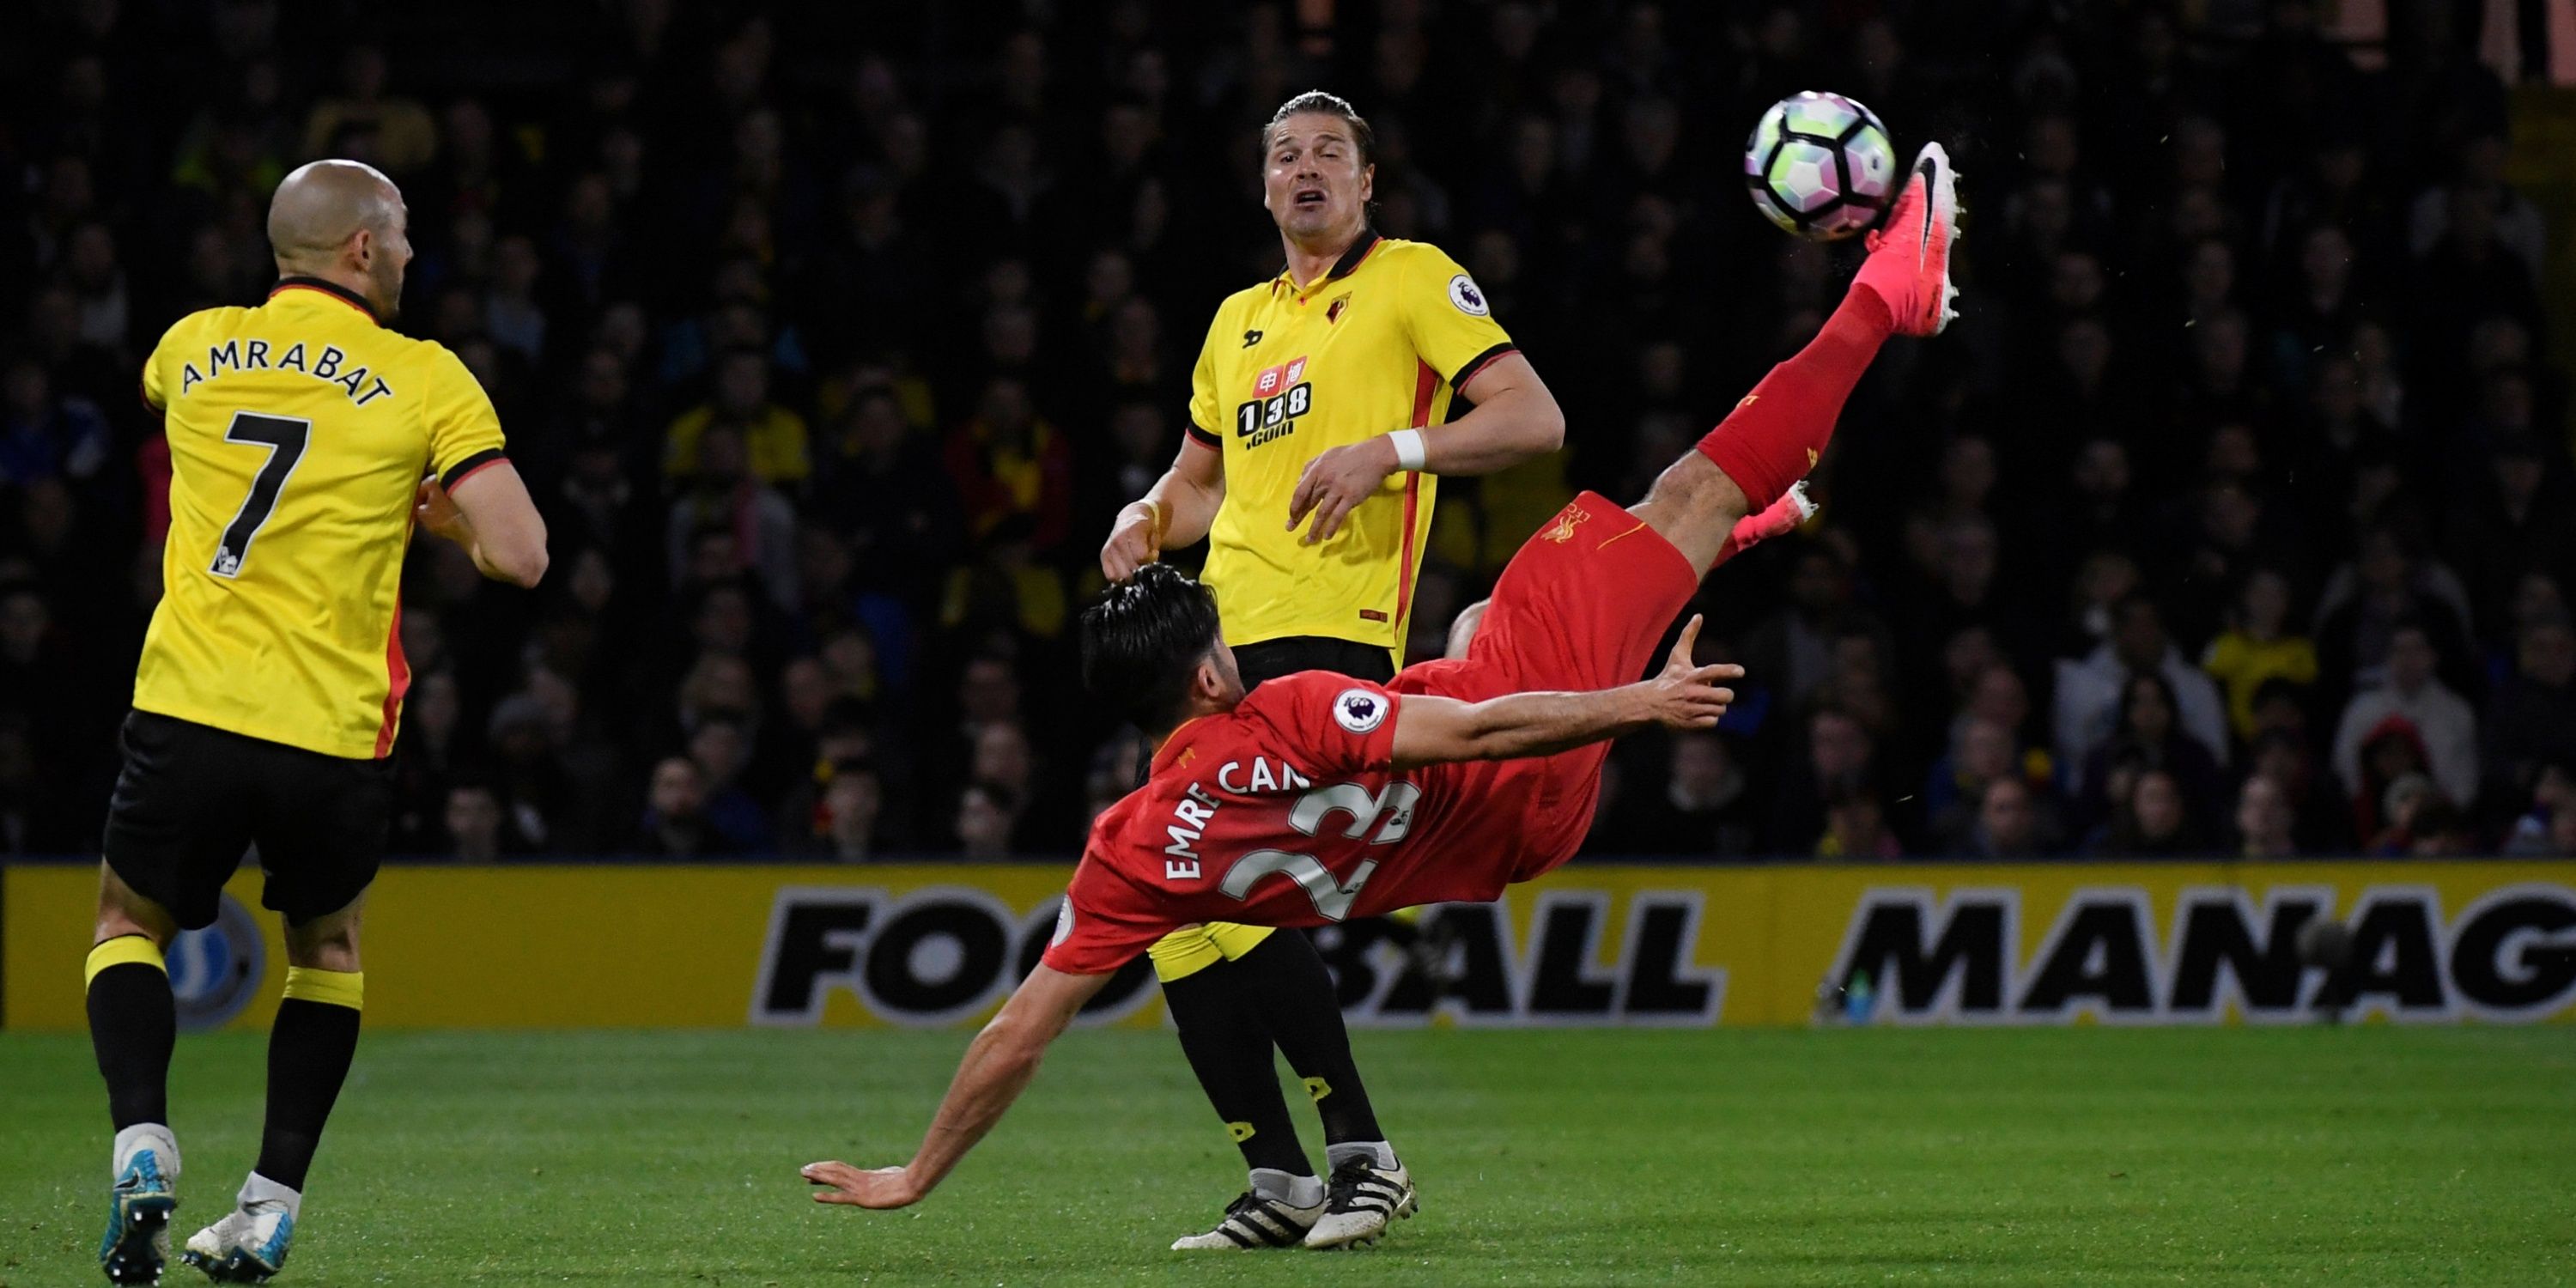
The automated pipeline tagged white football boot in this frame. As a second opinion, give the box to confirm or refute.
[1170,1189,1326,1250]
[180,1190,295,1284]
[1303,1155,1418,1250]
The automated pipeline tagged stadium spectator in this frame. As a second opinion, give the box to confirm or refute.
[445,783,506,862]
[2482,611,2576,812]
[637,756,725,859]
[2370,773,2472,856]
[2075,672,2227,835]
[484,695,569,853]
[1629,732,1759,856]
[1771,706,1876,854]
[2349,717,2442,844]
[944,376,1073,555]
[1,356,111,486]
[665,348,814,487]
[809,759,884,862]
[956,780,1020,860]
[2313,527,2476,700]
[301,44,438,174]
[688,714,776,853]
[1740,544,1864,708]
[1925,716,2024,846]
[2500,763,2575,857]
[666,424,799,611]
[2087,768,2202,857]
[817,386,962,609]
[2233,774,2300,858]
[2054,596,2229,786]
[2446,437,2576,629]
[1959,778,2050,859]
[2201,568,2318,743]
[1816,785,1899,860]
[2331,621,2479,811]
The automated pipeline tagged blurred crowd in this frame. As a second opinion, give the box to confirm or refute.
[2,0,2570,862]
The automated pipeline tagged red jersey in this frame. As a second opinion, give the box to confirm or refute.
[1043,669,1594,974]
[1044,489,1710,974]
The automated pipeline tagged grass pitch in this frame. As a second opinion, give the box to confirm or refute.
[2,1027,2571,1286]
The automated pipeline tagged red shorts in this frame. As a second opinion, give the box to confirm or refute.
[1398,491,1701,876]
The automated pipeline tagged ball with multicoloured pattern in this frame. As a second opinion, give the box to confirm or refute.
[1744,91,1897,241]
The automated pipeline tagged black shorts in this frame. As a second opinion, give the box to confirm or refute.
[1233,635,1397,690]
[102,710,392,930]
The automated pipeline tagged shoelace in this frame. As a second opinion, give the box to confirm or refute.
[1324,1157,1395,1213]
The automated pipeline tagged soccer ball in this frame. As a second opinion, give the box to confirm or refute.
[1743,91,1898,241]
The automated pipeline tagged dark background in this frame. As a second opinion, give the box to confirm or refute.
[2,0,2572,864]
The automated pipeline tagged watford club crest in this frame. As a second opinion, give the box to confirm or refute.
[1327,295,1351,325]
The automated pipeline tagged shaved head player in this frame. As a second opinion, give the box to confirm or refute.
[87,160,548,1285]
[804,144,1961,1227]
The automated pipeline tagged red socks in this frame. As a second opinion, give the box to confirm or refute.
[1694,285,1894,510]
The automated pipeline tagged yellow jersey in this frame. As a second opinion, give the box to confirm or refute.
[1187,233,1515,657]
[136,278,508,759]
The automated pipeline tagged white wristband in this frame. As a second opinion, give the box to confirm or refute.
[1388,428,1428,472]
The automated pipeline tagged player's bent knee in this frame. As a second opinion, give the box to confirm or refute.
[284,930,361,974]
[283,896,366,972]
[92,862,177,948]
[1631,453,1750,569]
[1637,451,1745,519]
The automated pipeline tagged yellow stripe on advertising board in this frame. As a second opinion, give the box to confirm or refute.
[5,861,2570,1030]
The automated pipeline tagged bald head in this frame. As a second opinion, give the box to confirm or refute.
[268,160,410,317]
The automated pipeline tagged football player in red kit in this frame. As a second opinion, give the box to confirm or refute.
[802,143,1959,1216]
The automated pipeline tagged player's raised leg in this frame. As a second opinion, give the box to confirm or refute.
[1430,143,1956,816]
[89,866,183,1286]
[182,895,367,1284]
[1632,142,1958,573]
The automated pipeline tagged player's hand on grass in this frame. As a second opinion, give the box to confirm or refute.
[1102,500,1169,581]
[412,477,473,545]
[1287,436,1400,545]
[1642,615,1742,731]
[802,1159,924,1210]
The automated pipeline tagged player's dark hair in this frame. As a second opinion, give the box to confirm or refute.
[1265,90,1375,167]
[1080,563,1224,730]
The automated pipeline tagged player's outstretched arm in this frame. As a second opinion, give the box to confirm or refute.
[1389,615,1739,769]
[802,963,1112,1211]
[1102,437,1226,581]
[415,465,548,587]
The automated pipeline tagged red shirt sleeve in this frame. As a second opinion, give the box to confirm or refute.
[1233,671,1401,781]
[1040,854,1176,975]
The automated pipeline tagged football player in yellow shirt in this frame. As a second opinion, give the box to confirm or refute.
[1097,91,1567,1252]
[87,161,547,1285]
